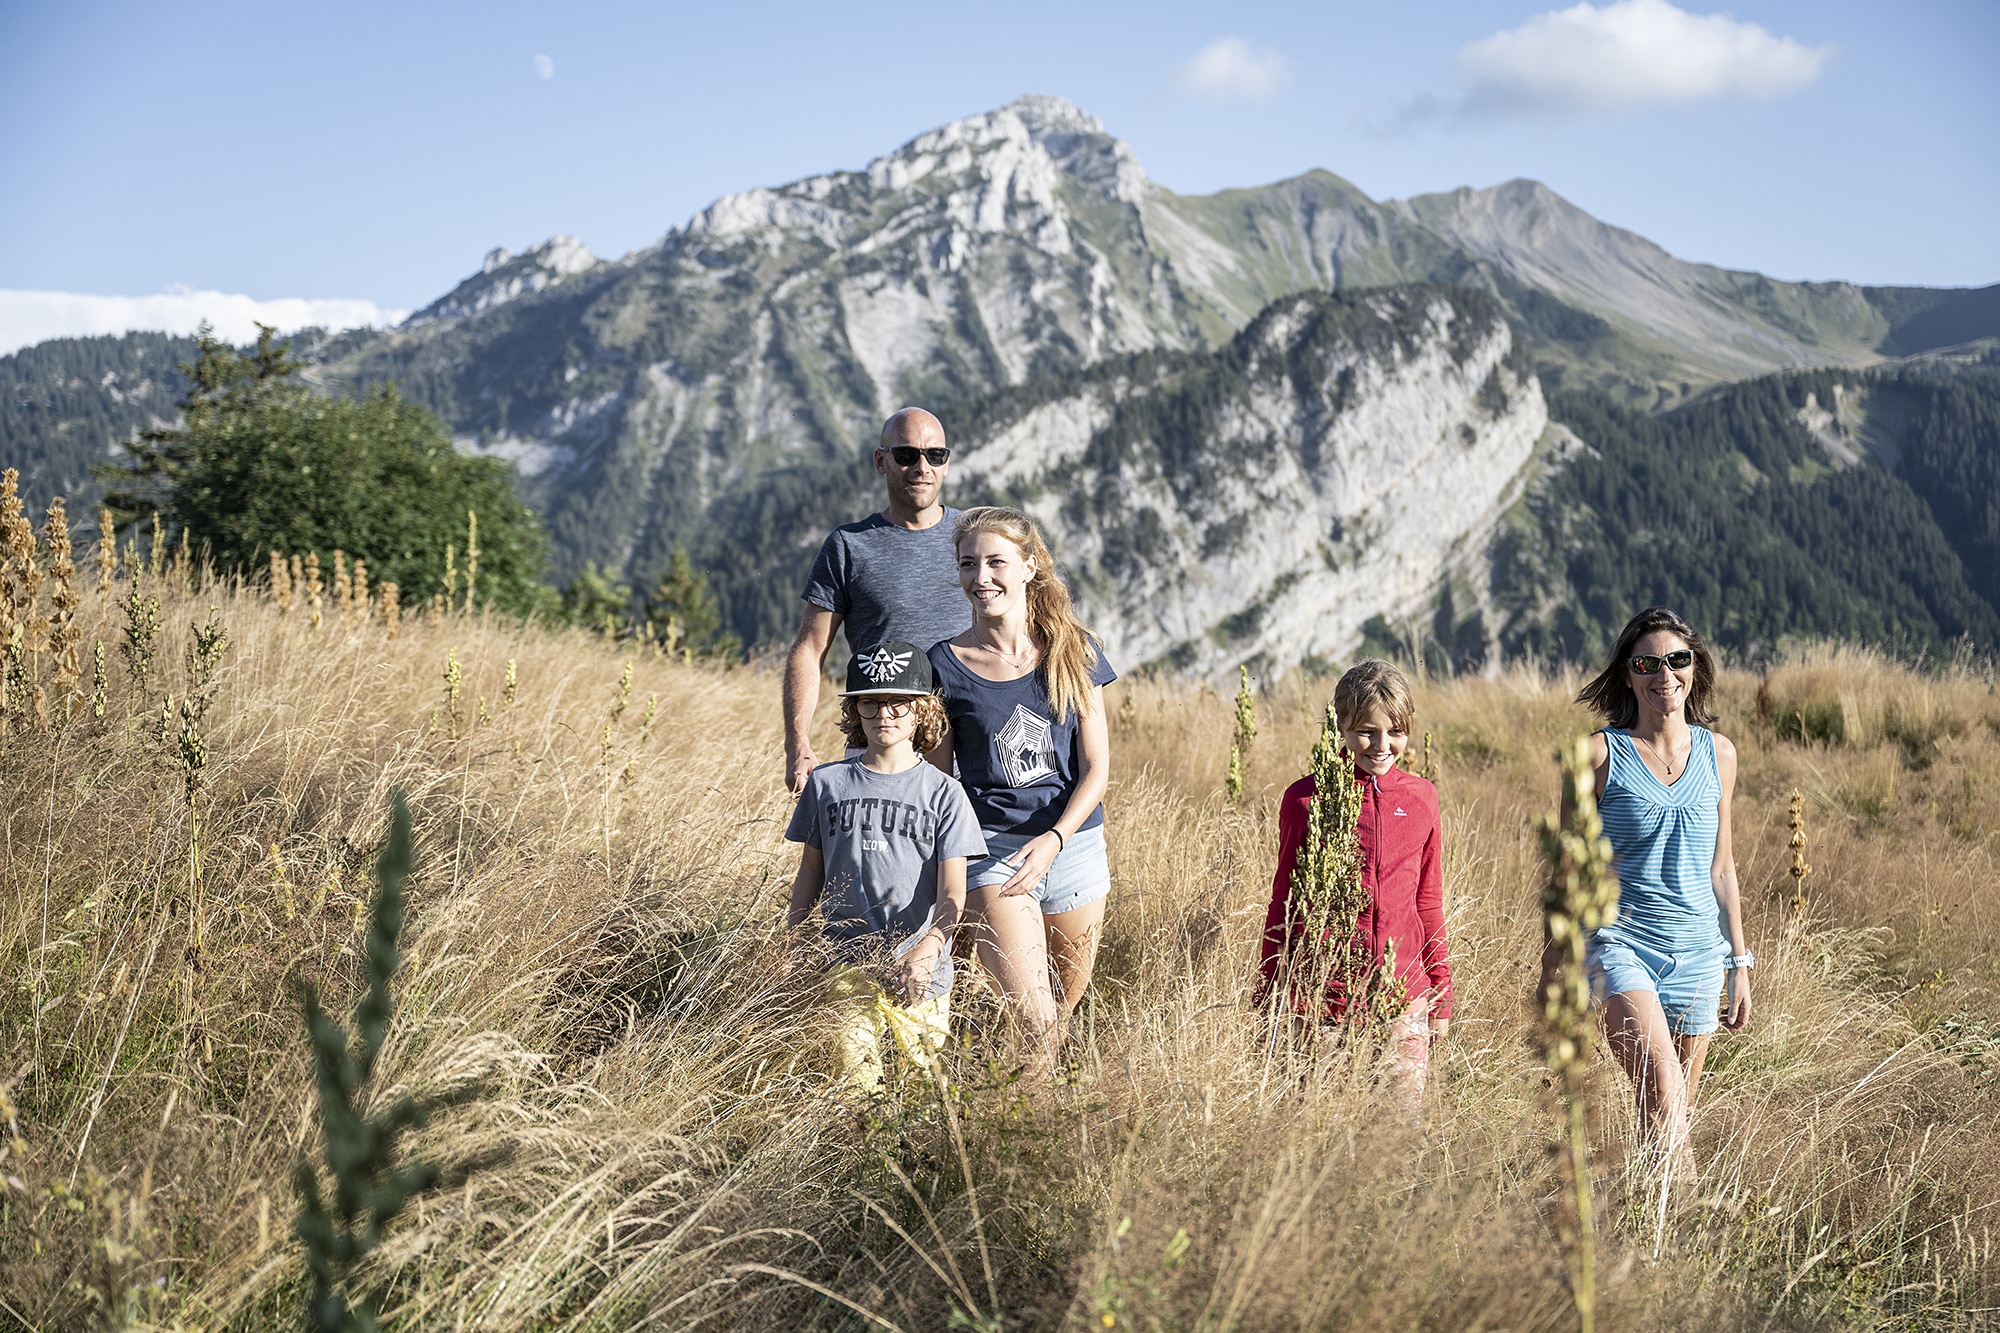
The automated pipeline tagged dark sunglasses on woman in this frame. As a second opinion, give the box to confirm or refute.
[886,445,950,467]
[1629,649,1695,675]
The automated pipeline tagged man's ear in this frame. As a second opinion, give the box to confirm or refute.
[872,448,888,477]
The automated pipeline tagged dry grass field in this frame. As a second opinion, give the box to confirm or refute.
[4,549,2000,1330]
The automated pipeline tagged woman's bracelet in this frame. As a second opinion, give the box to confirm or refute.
[1727,951,1755,971]
[1049,827,1066,853]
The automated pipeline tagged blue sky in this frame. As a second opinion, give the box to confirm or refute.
[0,0,1993,348]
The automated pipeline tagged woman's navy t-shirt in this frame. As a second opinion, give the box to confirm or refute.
[928,638,1117,837]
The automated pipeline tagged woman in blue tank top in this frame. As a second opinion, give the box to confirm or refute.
[1563,607,1753,1172]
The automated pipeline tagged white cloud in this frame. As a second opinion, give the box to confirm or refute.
[1452,0,1830,114]
[532,53,554,80]
[1176,37,1289,102]
[0,288,406,358]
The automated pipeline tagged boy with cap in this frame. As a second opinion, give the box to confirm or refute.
[784,642,986,1094]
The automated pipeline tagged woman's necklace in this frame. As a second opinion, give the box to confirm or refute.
[979,634,1039,668]
[1634,730,1687,779]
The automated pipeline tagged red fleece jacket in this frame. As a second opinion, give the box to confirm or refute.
[1255,764,1453,1020]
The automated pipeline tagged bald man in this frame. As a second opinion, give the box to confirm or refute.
[784,408,973,792]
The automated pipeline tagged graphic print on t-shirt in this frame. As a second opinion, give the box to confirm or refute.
[995,704,1058,786]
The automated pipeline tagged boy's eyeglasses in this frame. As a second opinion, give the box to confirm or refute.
[886,445,950,468]
[855,699,915,719]
[1628,649,1696,675]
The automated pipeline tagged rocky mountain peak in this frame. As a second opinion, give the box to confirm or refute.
[408,235,599,327]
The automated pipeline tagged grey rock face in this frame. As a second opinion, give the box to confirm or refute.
[302,95,1924,651]
[953,287,1545,678]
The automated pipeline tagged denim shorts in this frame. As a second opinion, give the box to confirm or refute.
[1586,932,1727,1036]
[969,823,1111,915]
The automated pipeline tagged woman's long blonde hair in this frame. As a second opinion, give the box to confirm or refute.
[954,506,1100,723]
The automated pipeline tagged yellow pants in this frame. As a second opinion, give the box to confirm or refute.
[830,966,951,1095]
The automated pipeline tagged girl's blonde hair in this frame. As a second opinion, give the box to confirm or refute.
[1333,659,1416,731]
[837,693,949,753]
[954,506,1101,723]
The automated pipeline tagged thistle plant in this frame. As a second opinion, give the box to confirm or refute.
[96,507,116,595]
[271,550,295,616]
[303,553,324,629]
[2,471,46,663]
[294,793,443,1333]
[378,583,400,639]
[120,573,162,706]
[1788,790,1812,915]
[45,499,83,710]
[90,641,107,721]
[351,558,369,618]
[1233,665,1258,750]
[610,660,633,723]
[1280,703,1402,1027]
[462,510,479,613]
[1226,666,1257,804]
[442,647,462,738]
[1535,736,1621,1333]
[503,657,517,710]
[177,609,229,966]
[333,551,353,628]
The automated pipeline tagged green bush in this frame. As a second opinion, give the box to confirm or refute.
[100,326,548,614]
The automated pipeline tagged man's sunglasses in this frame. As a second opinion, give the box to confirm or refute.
[886,445,950,468]
[1628,649,1696,675]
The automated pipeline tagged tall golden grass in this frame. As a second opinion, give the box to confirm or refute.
[3,543,1998,1329]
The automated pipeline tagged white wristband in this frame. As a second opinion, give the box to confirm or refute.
[1727,952,1755,971]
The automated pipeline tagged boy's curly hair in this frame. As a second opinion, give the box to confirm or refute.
[837,692,950,754]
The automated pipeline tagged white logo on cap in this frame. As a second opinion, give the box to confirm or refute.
[860,647,912,683]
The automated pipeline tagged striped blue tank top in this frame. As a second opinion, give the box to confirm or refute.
[1592,727,1728,956]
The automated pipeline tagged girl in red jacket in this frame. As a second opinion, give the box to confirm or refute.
[1256,661,1452,1110]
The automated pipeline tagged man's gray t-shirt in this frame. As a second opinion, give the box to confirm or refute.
[784,758,986,998]
[803,510,971,653]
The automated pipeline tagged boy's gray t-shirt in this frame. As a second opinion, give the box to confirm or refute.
[785,758,986,996]
[802,510,972,654]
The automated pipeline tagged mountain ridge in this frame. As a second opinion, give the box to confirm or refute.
[4,95,1997,672]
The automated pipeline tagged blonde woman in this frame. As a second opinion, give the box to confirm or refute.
[925,507,1115,1068]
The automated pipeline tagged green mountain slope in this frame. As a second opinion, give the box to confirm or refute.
[0,332,198,515]
[1492,368,2000,663]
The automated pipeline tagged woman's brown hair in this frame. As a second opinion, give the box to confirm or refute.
[837,693,949,753]
[953,506,1101,723]
[1575,606,1719,729]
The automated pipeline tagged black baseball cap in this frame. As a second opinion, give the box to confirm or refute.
[840,642,934,697]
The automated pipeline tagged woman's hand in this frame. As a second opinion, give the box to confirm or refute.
[1724,966,1752,1032]
[896,929,948,1002]
[1428,1017,1450,1042]
[996,831,1062,897]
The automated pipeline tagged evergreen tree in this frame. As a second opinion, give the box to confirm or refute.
[557,563,632,633]
[646,545,741,659]
[98,325,549,614]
